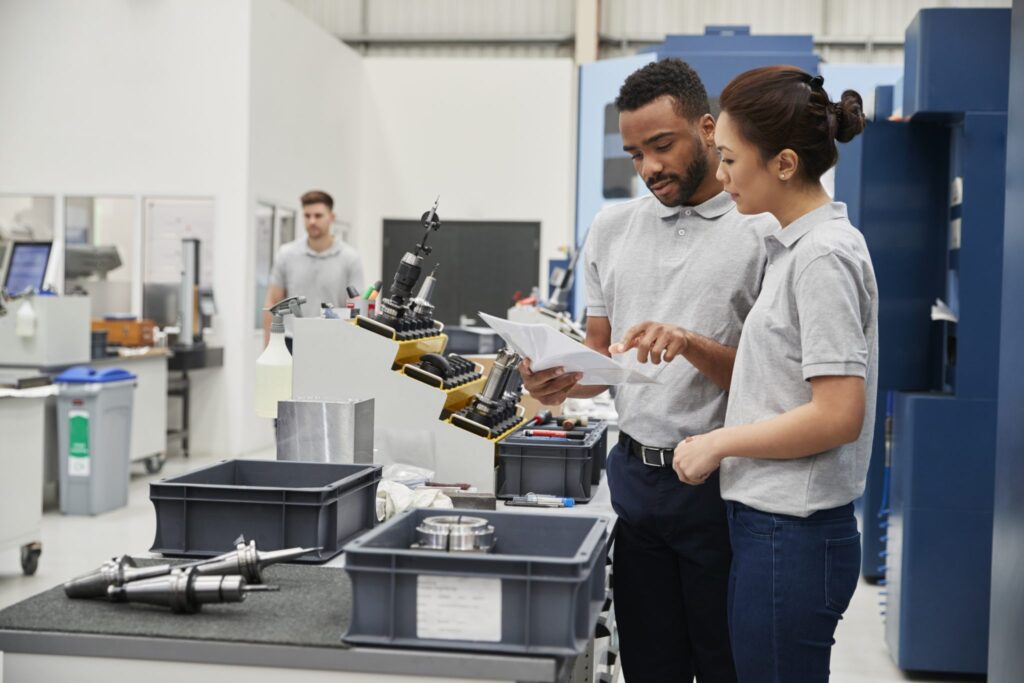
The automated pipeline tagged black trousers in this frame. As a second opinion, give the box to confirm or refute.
[608,436,736,683]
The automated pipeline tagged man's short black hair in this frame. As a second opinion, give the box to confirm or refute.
[615,58,710,120]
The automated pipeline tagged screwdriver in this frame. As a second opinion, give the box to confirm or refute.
[528,410,553,426]
[523,429,586,440]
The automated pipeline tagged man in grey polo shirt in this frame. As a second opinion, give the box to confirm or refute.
[520,59,774,683]
[263,190,365,351]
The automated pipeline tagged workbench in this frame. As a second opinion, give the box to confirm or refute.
[0,436,619,682]
[0,561,597,682]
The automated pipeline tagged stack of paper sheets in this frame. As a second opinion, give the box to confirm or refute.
[479,312,660,386]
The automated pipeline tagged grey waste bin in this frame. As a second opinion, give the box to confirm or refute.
[55,366,137,515]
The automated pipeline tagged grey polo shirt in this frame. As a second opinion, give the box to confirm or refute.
[720,201,879,517]
[584,191,776,447]
[269,237,365,336]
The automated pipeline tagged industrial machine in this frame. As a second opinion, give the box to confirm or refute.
[0,241,90,367]
[840,8,1010,675]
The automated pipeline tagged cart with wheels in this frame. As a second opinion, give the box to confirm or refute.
[0,389,49,575]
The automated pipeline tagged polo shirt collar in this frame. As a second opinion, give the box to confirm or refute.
[304,238,341,258]
[769,201,847,249]
[654,190,735,220]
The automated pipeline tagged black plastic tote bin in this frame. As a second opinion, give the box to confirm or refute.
[497,421,608,502]
[150,459,381,563]
[342,507,609,655]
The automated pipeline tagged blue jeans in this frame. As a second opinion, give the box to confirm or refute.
[726,501,861,683]
[608,439,736,683]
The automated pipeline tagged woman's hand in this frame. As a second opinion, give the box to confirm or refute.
[673,431,726,485]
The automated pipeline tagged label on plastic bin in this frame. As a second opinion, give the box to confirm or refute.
[416,575,502,642]
[68,410,91,477]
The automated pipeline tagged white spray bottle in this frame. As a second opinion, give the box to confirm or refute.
[255,295,305,418]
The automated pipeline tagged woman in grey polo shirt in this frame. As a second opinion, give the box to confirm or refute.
[673,67,878,682]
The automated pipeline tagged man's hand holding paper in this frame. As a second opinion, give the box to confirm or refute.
[478,312,661,386]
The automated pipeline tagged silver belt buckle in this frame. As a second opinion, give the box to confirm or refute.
[641,446,669,467]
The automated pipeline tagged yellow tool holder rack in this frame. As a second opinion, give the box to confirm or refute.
[352,315,447,367]
[291,317,524,493]
[401,360,486,414]
[447,406,526,442]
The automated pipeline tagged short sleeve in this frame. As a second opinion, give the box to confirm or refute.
[346,250,365,294]
[269,249,287,289]
[584,231,607,318]
[795,252,870,380]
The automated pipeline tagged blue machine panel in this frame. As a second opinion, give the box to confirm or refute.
[833,120,948,581]
[903,9,1011,117]
[882,8,1010,675]
[887,394,996,673]
[875,84,895,119]
[988,1,1024,680]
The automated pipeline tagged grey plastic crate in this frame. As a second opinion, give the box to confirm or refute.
[497,421,608,502]
[343,507,609,655]
[150,459,381,563]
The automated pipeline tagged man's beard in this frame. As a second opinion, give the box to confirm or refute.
[646,136,709,207]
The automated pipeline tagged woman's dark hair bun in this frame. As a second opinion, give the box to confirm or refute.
[834,89,866,143]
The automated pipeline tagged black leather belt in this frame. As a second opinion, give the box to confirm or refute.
[619,432,675,468]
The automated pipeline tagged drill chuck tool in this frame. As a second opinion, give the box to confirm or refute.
[385,198,441,309]
[193,539,318,584]
[361,198,445,340]
[409,265,439,320]
[64,540,315,599]
[64,555,177,599]
[472,347,523,416]
[106,567,277,614]
[451,347,526,437]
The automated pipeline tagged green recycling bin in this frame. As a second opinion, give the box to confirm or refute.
[56,366,137,515]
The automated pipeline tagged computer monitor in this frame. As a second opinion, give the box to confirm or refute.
[2,241,53,295]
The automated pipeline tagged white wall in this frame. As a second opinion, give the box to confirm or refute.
[0,0,251,457]
[357,58,576,296]
[0,3,578,457]
[242,0,366,453]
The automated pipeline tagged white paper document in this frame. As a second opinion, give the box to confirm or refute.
[479,312,660,386]
[930,298,959,323]
[416,575,502,642]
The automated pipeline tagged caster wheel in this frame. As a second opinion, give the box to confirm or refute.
[20,542,42,576]
[145,455,166,474]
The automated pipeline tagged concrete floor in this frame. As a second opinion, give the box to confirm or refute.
[0,447,983,682]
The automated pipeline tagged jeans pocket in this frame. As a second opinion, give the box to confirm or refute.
[732,507,773,538]
[825,533,861,614]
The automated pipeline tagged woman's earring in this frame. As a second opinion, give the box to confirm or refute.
[779,174,786,180]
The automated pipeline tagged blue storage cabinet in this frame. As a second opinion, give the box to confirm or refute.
[882,8,1010,675]
[833,116,948,582]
